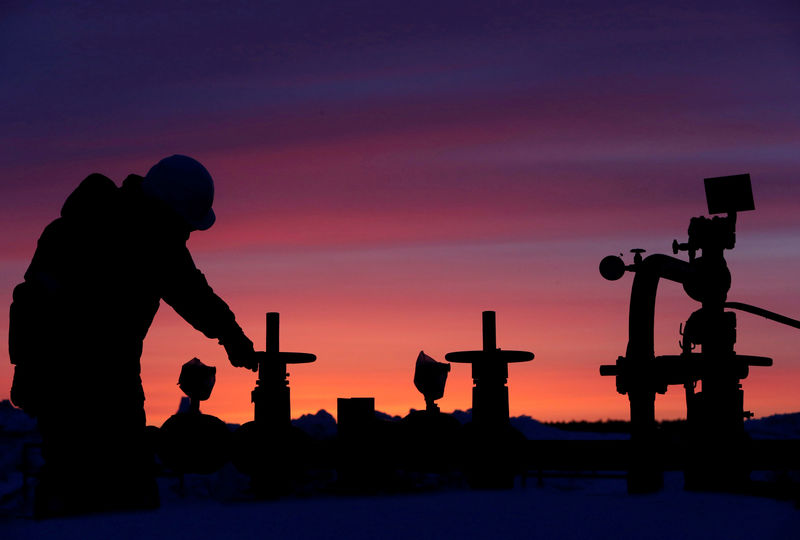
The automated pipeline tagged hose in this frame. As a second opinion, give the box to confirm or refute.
[724,302,800,330]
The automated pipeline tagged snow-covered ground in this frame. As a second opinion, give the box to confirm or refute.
[3,473,798,540]
[1,402,798,539]
[746,413,800,440]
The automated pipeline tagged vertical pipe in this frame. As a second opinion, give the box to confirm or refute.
[267,312,279,353]
[621,254,690,493]
[482,311,497,351]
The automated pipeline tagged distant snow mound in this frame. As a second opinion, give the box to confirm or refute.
[745,412,800,440]
[443,409,628,440]
[450,409,472,425]
[292,409,337,439]
[0,400,37,434]
[375,410,403,422]
[177,396,191,414]
[511,415,629,440]
[510,415,581,440]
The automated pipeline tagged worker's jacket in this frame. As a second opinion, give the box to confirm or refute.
[9,173,247,414]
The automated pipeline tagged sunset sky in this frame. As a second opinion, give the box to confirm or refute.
[2,1,800,425]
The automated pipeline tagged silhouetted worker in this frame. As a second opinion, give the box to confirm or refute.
[8,155,259,517]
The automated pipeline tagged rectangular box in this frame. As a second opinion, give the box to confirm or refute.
[704,173,754,214]
[337,397,375,437]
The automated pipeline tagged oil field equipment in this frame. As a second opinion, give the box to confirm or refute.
[232,312,317,494]
[400,352,462,476]
[446,311,534,488]
[598,174,800,493]
[158,358,232,474]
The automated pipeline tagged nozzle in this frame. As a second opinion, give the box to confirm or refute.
[599,255,626,281]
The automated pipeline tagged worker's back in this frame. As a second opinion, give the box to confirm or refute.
[11,173,187,413]
[9,156,257,517]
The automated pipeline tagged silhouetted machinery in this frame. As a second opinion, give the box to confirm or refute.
[446,311,534,488]
[413,351,451,414]
[335,396,401,491]
[598,174,800,493]
[158,358,231,474]
[335,354,459,492]
[232,312,316,494]
[399,352,461,477]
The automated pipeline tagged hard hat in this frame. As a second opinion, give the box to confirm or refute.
[142,155,216,231]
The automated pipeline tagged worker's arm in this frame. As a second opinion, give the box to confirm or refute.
[160,244,258,371]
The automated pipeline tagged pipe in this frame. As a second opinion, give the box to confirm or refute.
[724,302,800,330]
[626,254,693,361]
[623,253,693,493]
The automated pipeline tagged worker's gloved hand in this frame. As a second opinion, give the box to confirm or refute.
[222,331,258,372]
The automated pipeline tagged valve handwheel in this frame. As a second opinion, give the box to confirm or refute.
[446,311,534,366]
[250,312,316,426]
[256,312,316,370]
[445,311,533,428]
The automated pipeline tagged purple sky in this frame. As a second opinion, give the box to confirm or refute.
[2,1,800,422]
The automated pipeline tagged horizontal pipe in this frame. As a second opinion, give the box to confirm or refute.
[725,301,800,330]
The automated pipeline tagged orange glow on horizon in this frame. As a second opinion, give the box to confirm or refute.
[3,1,800,435]
[132,255,800,427]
